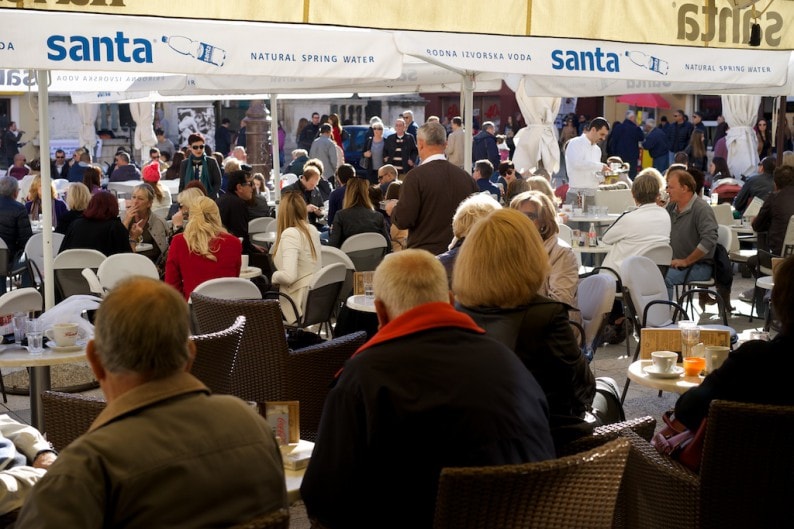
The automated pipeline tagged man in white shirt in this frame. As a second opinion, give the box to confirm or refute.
[564,117,611,204]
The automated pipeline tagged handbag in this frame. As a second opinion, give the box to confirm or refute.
[359,156,370,170]
[651,410,707,472]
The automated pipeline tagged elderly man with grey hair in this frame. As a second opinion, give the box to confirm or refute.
[0,176,32,294]
[387,122,478,254]
[642,118,671,174]
[17,278,288,528]
[302,250,554,529]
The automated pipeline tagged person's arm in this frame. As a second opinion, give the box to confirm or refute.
[164,235,184,296]
[389,172,420,230]
[379,214,392,253]
[545,303,596,415]
[328,214,343,248]
[566,138,607,176]
[271,229,301,286]
[733,181,751,213]
[752,195,773,233]
[445,133,456,158]
[545,246,579,308]
[0,415,53,462]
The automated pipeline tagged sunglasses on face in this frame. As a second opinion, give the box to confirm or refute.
[56,156,65,159]
[524,212,538,220]
[191,144,205,150]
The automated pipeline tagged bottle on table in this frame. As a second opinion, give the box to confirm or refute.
[587,222,598,247]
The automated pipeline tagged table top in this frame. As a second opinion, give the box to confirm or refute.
[346,295,376,313]
[251,232,276,244]
[0,343,87,368]
[239,266,262,279]
[283,440,313,504]
[627,360,703,394]
[757,275,774,290]
[571,243,612,254]
[566,214,621,224]
[133,242,153,253]
[730,225,755,235]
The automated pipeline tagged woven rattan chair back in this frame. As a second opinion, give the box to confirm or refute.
[41,391,106,451]
[190,315,246,395]
[433,438,630,529]
[228,508,289,529]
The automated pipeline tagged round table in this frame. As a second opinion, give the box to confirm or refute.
[0,344,88,429]
[565,214,621,225]
[133,242,153,253]
[571,243,612,255]
[627,359,703,395]
[346,295,376,313]
[239,266,262,279]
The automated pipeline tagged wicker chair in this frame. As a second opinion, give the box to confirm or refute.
[189,315,246,395]
[433,438,631,529]
[228,508,289,529]
[191,294,367,442]
[41,390,106,451]
[556,415,656,457]
[615,400,794,529]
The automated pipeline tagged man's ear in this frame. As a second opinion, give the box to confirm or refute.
[86,340,106,382]
[185,340,196,373]
[374,299,390,329]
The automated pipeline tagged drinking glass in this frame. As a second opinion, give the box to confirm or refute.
[26,318,44,355]
[680,321,700,358]
[13,312,27,344]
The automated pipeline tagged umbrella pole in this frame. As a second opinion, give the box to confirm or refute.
[36,70,55,312]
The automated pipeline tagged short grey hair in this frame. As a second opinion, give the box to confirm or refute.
[374,250,450,319]
[625,110,636,120]
[0,176,18,198]
[645,118,656,128]
[369,116,383,127]
[632,170,663,205]
[482,121,495,132]
[417,122,447,146]
[93,277,191,379]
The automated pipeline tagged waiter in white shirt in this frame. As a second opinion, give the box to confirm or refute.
[564,117,611,206]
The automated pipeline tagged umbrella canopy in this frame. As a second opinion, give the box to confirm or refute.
[615,93,671,109]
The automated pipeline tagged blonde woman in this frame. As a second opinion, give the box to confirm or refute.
[55,182,91,235]
[165,196,242,300]
[510,191,579,313]
[272,192,322,324]
[123,183,169,263]
[453,208,595,443]
[437,193,501,282]
[25,174,68,228]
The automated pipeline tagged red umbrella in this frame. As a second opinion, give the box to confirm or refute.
[615,93,671,109]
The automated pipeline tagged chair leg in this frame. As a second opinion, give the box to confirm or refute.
[620,339,642,404]
[0,368,6,404]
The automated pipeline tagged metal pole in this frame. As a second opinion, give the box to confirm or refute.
[271,94,281,206]
[463,74,474,175]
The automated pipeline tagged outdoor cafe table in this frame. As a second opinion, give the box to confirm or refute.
[251,232,276,245]
[0,343,87,430]
[565,213,621,226]
[627,359,704,395]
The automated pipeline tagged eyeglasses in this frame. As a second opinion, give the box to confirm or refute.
[507,169,514,174]
[191,144,205,150]
[373,127,383,131]
[152,155,160,159]
[524,212,539,220]
[55,156,65,159]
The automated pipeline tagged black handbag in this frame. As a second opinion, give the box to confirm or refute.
[359,156,370,170]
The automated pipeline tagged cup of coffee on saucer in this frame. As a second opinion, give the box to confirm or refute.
[45,323,85,350]
[645,350,682,378]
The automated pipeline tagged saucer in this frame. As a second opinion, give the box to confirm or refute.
[643,365,684,379]
[45,340,86,353]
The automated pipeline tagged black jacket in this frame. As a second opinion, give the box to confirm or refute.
[0,196,32,261]
[216,192,251,254]
[328,205,390,249]
[282,180,324,229]
[457,295,596,420]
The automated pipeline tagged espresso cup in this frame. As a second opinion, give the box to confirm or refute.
[45,323,81,347]
[651,350,678,373]
[705,346,730,374]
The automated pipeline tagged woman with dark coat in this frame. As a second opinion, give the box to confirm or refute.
[60,191,134,256]
[329,177,390,249]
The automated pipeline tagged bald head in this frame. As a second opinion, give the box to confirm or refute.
[373,250,450,320]
[93,277,191,379]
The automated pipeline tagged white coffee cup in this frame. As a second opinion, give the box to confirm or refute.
[45,323,82,347]
[241,254,250,271]
[651,350,678,372]
[705,346,730,374]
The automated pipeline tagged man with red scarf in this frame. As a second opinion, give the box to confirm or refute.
[301,250,554,529]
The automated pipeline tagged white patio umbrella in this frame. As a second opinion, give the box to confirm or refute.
[511,77,561,175]
[722,95,761,179]
[129,102,157,163]
[77,103,98,151]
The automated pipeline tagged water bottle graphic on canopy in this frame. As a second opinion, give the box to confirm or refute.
[162,35,226,67]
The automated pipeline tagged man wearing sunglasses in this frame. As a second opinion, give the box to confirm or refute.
[50,149,70,180]
[178,133,222,198]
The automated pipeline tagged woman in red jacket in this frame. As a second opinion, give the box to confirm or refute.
[165,196,241,299]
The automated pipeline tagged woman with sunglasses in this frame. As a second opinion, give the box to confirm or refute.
[178,133,222,198]
[362,120,386,184]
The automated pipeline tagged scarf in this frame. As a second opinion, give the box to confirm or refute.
[184,154,210,193]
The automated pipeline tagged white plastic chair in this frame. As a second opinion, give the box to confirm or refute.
[576,273,616,361]
[712,203,734,226]
[557,223,573,246]
[637,243,673,275]
[24,232,65,288]
[53,249,107,301]
[0,287,42,316]
[191,277,262,301]
[340,233,389,271]
[249,217,276,234]
[96,253,159,291]
[321,246,356,313]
